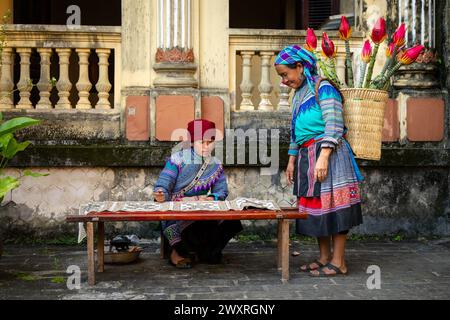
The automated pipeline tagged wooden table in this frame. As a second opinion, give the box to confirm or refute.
[66,207,306,286]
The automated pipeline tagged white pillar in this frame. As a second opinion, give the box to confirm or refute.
[154,0,197,87]
[399,0,435,47]
[156,0,193,59]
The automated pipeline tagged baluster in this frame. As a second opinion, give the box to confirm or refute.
[95,49,112,109]
[36,48,53,109]
[55,48,72,109]
[0,48,14,109]
[258,51,274,111]
[16,48,33,109]
[277,83,291,112]
[239,51,255,111]
[76,48,92,109]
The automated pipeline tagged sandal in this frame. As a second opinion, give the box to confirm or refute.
[309,262,347,277]
[168,257,193,269]
[299,259,325,272]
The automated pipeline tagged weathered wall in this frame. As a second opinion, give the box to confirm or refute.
[199,0,229,89]
[1,164,448,240]
[121,0,153,88]
[0,0,12,19]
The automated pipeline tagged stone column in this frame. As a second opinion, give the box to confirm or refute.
[393,0,439,89]
[397,0,436,47]
[153,0,198,87]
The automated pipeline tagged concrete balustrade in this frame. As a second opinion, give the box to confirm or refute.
[229,29,365,112]
[0,25,121,110]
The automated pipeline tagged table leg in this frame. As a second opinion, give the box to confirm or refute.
[280,219,290,282]
[87,222,95,286]
[97,222,104,273]
[277,220,282,270]
[160,229,165,259]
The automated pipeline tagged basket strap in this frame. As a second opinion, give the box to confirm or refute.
[314,77,345,104]
[314,77,324,104]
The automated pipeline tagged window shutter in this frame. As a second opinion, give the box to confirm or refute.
[308,0,334,29]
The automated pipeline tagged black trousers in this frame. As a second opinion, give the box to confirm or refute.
[173,220,243,263]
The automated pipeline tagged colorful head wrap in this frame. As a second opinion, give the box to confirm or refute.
[274,45,318,93]
[187,119,216,142]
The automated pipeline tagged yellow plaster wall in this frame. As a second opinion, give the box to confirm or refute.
[198,0,229,89]
[0,0,13,22]
[121,0,153,87]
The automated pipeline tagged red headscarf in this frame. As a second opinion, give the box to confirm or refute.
[187,119,216,142]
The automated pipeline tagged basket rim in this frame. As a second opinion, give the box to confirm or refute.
[339,88,388,94]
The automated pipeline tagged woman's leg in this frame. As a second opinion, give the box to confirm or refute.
[329,233,348,272]
[300,236,331,271]
[310,233,348,275]
[206,220,243,263]
[318,236,332,262]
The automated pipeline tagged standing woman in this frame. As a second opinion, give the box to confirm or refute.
[274,45,363,276]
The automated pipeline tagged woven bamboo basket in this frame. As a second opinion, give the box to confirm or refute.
[340,88,389,161]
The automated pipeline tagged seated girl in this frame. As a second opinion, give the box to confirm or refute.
[153,119,243,269]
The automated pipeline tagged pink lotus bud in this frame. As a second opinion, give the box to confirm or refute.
[305,28,317,52]
[339,16,352,41]
[371,18,387,44]
[386,42,395,58]
[321,32,335,58]
[398,45,425,65]
[361,40,372,63]
[392,23,406,48]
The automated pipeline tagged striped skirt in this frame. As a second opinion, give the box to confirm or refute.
[293,138,363,237]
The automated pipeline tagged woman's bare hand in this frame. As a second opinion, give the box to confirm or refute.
[314,148,332,182]
[286,156,296,185]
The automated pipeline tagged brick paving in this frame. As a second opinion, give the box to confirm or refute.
[0,239,449,300]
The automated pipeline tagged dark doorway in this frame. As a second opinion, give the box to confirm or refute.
[229,0,340,30]
[13,0,121,26]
